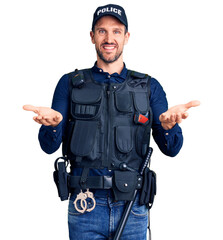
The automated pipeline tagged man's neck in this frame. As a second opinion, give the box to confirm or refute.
[96,57,124,75]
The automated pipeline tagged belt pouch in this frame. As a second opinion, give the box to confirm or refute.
[139,167,156,209]
[53,161,69,201]
[113,171,138,201]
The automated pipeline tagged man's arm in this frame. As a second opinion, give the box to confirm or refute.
[23,74,70,154]
[150,78,200,157]
[159,100,200,130]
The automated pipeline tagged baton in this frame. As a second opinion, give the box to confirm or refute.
[113,147,153,240]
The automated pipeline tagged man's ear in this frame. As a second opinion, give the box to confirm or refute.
[124,32,130,45]
[90,31,95,44]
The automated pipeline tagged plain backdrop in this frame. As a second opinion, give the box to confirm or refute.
[1,0,222,239]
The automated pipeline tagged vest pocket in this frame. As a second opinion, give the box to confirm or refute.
[133,92,149,114]
[114,92,133,113]
[71,83,102,120]
[115,126,133,155]
[70,120,100,161]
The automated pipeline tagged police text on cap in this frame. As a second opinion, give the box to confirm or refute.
[97,7,122,17]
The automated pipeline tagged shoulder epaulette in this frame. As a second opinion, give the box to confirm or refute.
[130,70,149,79]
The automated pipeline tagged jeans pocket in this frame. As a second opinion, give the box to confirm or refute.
[68,199,86,216]
[131,201,148,217]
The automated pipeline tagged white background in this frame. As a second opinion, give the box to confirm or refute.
[1,0,222,239]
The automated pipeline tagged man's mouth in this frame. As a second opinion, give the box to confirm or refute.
[104,46,115,50]
[102,44,116,51]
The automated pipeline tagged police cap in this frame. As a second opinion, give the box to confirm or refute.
[92,4,128,31]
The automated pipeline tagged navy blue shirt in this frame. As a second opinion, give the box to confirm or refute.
[39,64,183,174]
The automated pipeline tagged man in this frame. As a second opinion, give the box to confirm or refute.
[23,4,200,240]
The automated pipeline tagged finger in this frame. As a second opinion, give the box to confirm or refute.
[42,116,56,125]
[170,113,176,122]
[159,113,167,122]
[36,115,43,120]
[33,117,42,125]
[182,112,189,119]
[185,100,201,109]
[176,113,182,123]
[35,117,51,126]
[23,105,40,114]
[40,119,51,126]
[53,115,62,122]
[42,118,52,125]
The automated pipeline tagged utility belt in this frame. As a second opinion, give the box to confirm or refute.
[53,156,157,211]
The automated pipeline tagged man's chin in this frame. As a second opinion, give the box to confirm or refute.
[104,57,116,63]
[100,53,122,64]
[96,48,123,64]
[99,55,117,64]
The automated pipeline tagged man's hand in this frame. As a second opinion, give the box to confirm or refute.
[159,100,200,130]
[23,105,63,127]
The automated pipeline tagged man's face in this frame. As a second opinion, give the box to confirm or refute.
[90,16,130,64]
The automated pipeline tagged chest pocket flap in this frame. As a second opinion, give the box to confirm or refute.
[115,126,133,153]
[72,83,102,104]
[133,92,149,114]
[71,83,103,119]
[115,92,133,113]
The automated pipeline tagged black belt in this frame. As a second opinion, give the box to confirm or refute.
[68,175,113,189]
[54,157,143,201]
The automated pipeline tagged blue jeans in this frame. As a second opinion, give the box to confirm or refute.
[68,192,148,240]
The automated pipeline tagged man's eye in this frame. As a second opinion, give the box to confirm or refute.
[114,31,121,34]
[99,30,105,34]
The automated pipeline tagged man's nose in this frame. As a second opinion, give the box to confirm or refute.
[104,32,113,43]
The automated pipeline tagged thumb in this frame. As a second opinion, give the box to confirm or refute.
[23,105,39,114]
[185,100,201,109]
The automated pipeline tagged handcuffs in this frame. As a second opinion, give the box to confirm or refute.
[73,189,96,213]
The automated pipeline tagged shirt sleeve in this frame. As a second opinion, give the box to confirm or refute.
[38,74,70,154]
[150,78,183,157]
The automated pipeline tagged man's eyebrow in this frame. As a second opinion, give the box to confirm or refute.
[95,27,123,31]
[113,27,123,32]
[95,27,106,31]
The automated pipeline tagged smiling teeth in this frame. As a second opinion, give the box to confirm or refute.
[104,46,115,49]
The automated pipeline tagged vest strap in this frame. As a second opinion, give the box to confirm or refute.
[79,167,90,189]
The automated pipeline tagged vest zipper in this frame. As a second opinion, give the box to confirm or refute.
[105,88,111,168]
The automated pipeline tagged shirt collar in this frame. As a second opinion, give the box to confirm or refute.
[91,62,128,80]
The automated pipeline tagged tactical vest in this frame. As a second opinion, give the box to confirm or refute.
[62,68,153,171]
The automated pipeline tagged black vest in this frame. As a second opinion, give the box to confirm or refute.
[62,69,153,171]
